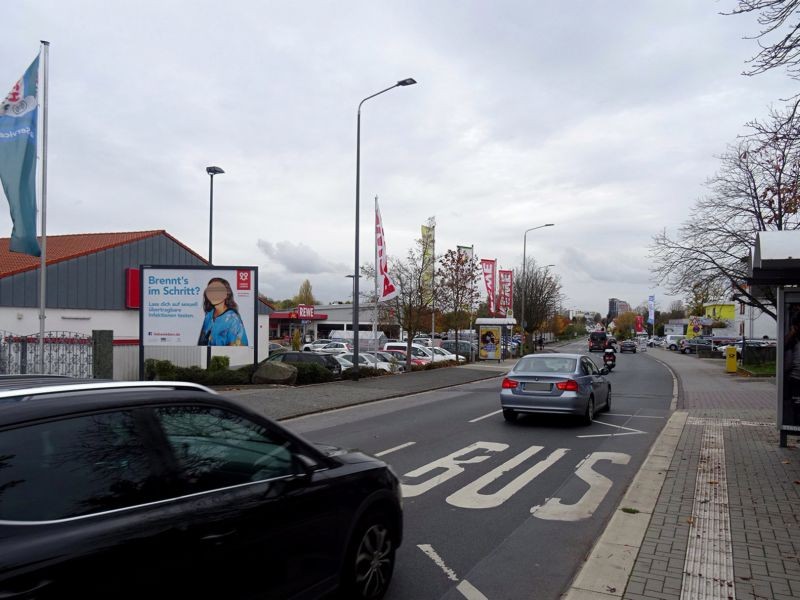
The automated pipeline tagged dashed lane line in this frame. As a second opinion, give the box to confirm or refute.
[374,441,416,457]
[468,409,502,423]
[417,544,490,600]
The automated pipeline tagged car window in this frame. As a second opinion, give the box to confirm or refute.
[0,410,165,521]
[580,359,591,375]
[516,357,577,373]
[155,406,294,494]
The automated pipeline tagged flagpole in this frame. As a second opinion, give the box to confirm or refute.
[372,196,378,352]
[430,222,435,341]
[38,41,50,374]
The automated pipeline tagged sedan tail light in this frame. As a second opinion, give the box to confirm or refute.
[555,380,579,391]
[501,378,518,389]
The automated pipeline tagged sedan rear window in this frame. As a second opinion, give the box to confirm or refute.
[515,357,577,373]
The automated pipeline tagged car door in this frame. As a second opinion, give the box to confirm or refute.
[582,358,608,406]
[149,403,344,599]
[0,408,186,599]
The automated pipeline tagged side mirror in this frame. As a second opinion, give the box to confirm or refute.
[600,367,610,375]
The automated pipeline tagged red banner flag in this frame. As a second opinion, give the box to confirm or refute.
[481,259,496,315]
[376,200,398,301]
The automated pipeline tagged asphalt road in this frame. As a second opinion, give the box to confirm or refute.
[285,340,674,600]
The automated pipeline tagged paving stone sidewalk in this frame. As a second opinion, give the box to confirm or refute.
[624,350,800,600]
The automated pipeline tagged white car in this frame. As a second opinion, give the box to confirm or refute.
[340,353,394,373]
[332,355,354,370]
[430,347,465,363]
[318,341,352,354]
[301,339,331,352]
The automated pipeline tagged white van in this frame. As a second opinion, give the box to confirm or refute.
[384,342,433,361]
[664,335,686,351]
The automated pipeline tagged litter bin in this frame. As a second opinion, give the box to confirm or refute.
[725,345,737,373]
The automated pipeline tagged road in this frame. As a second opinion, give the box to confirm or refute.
[285,340,674,600]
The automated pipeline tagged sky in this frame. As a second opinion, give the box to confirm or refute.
[1,1,796,315]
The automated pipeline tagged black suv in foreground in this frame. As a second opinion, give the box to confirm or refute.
[0,377,401,599]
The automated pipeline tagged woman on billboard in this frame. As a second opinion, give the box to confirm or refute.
[197,277,249,346]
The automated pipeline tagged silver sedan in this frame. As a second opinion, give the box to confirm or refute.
[499,353,611,425]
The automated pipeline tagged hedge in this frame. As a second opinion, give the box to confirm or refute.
[340,366,386,380]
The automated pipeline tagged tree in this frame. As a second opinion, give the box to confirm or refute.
[726,0,800,78]
[436,249,482,358]
[668,300,686,317]
[384,233,436,368]
[292,279,317,306]
[650,99,800,320]
[614,311,639,340]
[512,262,563,348]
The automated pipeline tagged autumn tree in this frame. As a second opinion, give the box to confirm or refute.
[613,311,639,340]
[436,249,482,357]
[292,279,317,306]
[650,99,800,320]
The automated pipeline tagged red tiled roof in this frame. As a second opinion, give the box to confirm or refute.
[0,230,208,279]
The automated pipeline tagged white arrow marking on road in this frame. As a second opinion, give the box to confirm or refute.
[576,419,646,438]
[417,544,490,600]
[447,446,569,509]
[468,409,502,423]
[531,451,630,521]
[375,442,416,457]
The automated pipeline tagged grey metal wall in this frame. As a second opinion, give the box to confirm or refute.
[0,234,206,310]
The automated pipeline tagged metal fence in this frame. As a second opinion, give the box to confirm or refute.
[0,331,93,378]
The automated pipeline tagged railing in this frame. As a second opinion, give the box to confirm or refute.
[0,331,93,378]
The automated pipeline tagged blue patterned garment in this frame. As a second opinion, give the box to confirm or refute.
[198,309,249,346]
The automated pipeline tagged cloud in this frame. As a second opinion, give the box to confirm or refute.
[257,240,349,275]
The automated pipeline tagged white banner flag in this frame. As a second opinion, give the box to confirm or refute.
[376,200,399,301]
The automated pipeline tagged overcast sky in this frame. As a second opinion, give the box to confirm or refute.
[2,1,796,315]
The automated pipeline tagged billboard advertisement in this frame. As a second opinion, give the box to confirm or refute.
[779,289,800,439]
[141,266,257,347]
[479,325,502,360]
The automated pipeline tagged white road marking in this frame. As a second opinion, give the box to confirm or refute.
[592,420,645,433]
[402,442,508,498]
[456,580,490,600]
[468,409,502,423]
[576,418,647,439]
[447,446,569,509]
[375,442,416,457]
[417,544,458,581]
[417,544,490,600]
[532,452,630,521]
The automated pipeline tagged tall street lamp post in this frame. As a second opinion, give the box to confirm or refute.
[520,224,554,353]
[352,78,417,380]
[205,166,224,369]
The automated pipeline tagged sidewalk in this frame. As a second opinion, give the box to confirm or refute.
[565,348,800,600]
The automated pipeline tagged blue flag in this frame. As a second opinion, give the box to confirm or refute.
[0,56,40,256]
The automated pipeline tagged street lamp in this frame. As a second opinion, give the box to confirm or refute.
[352,78,417,380]
[206,166,224,264]
[520,224,554,353]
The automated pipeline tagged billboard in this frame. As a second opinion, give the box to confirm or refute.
[779,289,800,439]
[479,325,502,360]
[140,266,257,347]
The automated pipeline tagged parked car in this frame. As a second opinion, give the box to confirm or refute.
[0,378,402,599]
[384,342,434,362]
[430,347,465,363]
[375,351,406,372]
[332,354,354,370]
[268,342,288,354]
[267,351,343,377]
[619,340,637,353]
[664,335,687,351]
[500,353,611,424]
[317,341,353,354]
[340,353,395,373]
[440,340,477,359]
[301,339,330,352]
[412,337,433,347]
[679,338,715,354]
[384,349,428,366]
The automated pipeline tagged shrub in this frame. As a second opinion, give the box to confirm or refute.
[144,359,158,381]
[154,359,176,381]
[209,355,230,371]
[340,366,386,380]
[288,362,334,385]
[170,365,254,386]
[424,360,457,370]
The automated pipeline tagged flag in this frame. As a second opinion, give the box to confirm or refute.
[375,200,398,301]
[647,295,655,325]
[421,222,435,301]
[481,259,496,315]
[0,55,40,256]
[498,269,513,317]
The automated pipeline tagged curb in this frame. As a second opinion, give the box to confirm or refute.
[561,410,688,599]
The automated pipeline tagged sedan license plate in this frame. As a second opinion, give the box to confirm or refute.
[522,382,550,392]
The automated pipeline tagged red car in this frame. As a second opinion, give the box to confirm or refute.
[385,349,429,366]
